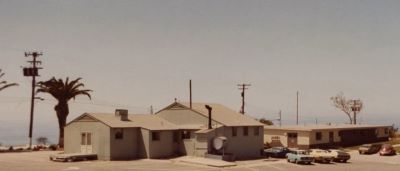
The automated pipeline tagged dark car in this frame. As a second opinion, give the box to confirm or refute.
[264,147,292,158]
[379,144,396,156]
[358,144,382,155]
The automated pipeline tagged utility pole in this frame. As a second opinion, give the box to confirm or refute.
[278,110,282,127]
[296,91,299,125]
[150,105,154,114]
[189,79,192,109]
[23,51,43,149]
[351,99,362,125]
[237,83,251,114]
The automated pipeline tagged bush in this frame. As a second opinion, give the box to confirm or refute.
[49,144,58,151]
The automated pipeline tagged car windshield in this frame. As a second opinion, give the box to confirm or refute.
[297,151,309,155]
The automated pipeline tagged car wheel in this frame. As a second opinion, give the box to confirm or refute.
[343,160,347,163]
[287,159,291,163]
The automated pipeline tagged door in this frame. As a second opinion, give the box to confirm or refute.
[329,132,334,143]
[287,133,298,148]
[80,132,92,153]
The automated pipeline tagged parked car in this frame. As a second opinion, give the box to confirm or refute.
[358,144,382,155]
[379,144,396,156]
[263,147,292,158]
[327,149,351,162]
[309,149,334,163]
[286,150,314,164]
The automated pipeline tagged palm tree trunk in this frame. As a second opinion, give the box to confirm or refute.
[55,101,69,148]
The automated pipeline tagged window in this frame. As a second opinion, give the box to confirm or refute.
[316,132,322,141]
[152,131,160,141]
[243,126,248,136]
[182,130,191,139]
[232,127,237,137]
[173,131,179,142]
[81,132,91,145]
[384,128,389,135]
[115,129,124,139]
[81,133,86,145]
[254,127,260,136]
[86,133,92,145]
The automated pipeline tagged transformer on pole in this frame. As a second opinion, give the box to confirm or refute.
[23,51,43,149]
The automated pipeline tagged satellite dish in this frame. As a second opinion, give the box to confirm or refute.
[213,136,227,151]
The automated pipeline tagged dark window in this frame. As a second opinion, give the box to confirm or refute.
[316,132,322,141]
[152,131,160,141]
[232,127,237,137]
[243,126,249,136]
[115,129,124,139]
[182,130,191,139]
[173,131,179,142]
[384,128,389,134]
[81,133,86,145]
[254,127,260,136]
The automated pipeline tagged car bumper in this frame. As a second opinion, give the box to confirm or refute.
[314,157,333,163]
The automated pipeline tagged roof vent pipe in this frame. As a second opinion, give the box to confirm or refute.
[205,105,212,129]
[115,109,128,121]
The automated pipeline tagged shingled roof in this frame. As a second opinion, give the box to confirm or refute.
[162,102,263,127]
[68,113,179,131]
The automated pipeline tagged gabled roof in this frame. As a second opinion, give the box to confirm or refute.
[68,113,178,131]
[158,102,263,127]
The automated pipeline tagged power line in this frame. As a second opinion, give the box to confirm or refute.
[237,83,251,114]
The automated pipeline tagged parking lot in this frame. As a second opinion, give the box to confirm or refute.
[0,151,399,171]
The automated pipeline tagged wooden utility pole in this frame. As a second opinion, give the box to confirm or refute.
[189,80,192,108]
[150,105,154,114]
[296,91,299,125]
[279,110,282,127]
[237,83,251,114]
[23,51,43,149]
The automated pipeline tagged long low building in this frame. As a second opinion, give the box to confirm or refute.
[264,124,392,149]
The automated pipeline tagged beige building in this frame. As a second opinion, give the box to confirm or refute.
[64,102,264,160]
[264,124,391,149]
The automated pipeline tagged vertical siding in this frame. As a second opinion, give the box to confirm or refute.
[309,130,341,145]
[148,130,175,158]
[64,121,110,160]
[109,128,138,160]
[223,126,264,159]
[264,129,310,148]
[138,128,150,158]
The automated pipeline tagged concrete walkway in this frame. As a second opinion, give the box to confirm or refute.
[174,156,236,167]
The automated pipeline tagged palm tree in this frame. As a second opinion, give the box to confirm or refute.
[0,69,18,91]
[37,77,92,147]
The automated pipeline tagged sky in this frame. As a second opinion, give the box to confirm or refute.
[1,0,400,145]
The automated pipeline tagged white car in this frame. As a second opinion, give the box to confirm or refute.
[309,149,334,163]
[327,149,351,163]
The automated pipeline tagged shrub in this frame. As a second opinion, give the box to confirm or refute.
[49,144,58,151]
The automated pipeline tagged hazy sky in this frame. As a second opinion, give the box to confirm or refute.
[1,0,400,141]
